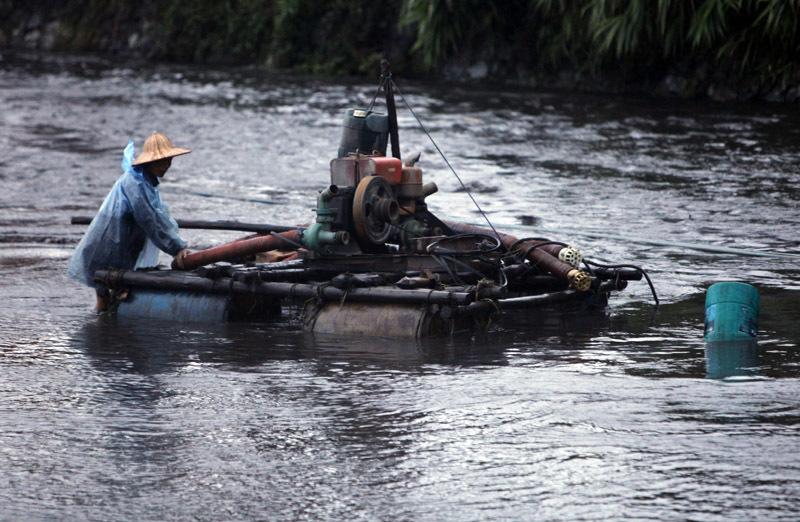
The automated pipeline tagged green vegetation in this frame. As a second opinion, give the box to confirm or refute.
[3,0,800,97]
[53,0,403,74]
[400,0,511,70]
[401,0,800,88]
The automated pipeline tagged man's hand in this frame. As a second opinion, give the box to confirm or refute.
[171,249,192,270]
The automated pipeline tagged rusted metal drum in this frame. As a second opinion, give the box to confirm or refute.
[302,301,445,339]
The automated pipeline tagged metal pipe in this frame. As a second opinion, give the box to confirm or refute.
[71,215,303,235]
[319,185,338,203]
[422,182,438,199]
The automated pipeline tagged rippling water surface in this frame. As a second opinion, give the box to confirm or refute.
[1,51,799,520]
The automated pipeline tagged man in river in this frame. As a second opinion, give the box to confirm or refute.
[67,132,192,311]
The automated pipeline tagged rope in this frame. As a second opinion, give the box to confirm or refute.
[366,76,385,113]
[390,78,502,244]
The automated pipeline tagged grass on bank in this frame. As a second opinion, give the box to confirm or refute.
[5,0,799,91]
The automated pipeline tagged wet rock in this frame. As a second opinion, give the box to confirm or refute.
[708,84,736,103]
[764,86,786,103]
[128,33,140,49]
[26,13,43,31]
[23,29,41,48]
[660,74,686,96]
[467,62,488,80]
[737,81,761,102]
[785,85,800,103]
[41,22,58,50]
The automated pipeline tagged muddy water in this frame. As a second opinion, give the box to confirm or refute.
[1,51,799,520]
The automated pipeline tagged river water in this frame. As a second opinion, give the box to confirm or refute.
[1,51,799,520]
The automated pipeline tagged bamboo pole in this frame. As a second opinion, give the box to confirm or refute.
[71,216,302,235]
[94,269,474,305]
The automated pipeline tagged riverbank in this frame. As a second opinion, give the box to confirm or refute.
[3,1,799,103]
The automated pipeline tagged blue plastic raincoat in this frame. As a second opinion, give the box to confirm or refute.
[67,141,187,287]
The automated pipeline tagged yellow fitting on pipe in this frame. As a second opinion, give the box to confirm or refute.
[567,269,592,291]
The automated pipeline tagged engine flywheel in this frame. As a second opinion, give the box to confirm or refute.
[352,176,399,245]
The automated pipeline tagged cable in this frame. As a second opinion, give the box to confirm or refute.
[388,222,425,240]
[508,237,566,252]
[438,254,489,281]
[497,265,509,288]
[390,78,502,244]
[431,254,461,284]
[426,233,501,256]
[366,76,385,113]
[583,259,659,306]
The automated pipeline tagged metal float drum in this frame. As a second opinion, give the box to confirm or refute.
[302,302,445,339]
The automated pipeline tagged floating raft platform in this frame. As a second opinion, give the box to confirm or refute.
[95,252,640,338]
[84,62,655,339]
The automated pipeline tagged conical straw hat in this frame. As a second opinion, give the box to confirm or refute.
[132,132,191,166]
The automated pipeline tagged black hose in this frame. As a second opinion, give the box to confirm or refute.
[583,259,659,306]
[431,255,461,284]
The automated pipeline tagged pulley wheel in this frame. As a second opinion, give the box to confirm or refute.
[352,176,399,244]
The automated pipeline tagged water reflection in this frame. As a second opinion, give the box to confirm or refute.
[75,314,513,372]
[705,339,760,379]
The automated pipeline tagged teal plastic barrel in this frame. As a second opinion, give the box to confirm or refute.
[704,282,760,341]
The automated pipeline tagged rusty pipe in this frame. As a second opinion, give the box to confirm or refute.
[443,221,591,291]
[179,229,304,270]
